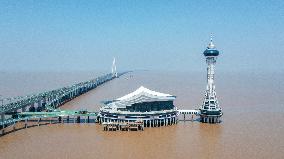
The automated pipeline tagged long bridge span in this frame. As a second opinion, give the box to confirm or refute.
[0,71,127,135]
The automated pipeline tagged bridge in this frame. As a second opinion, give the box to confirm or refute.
[0,58,126,135]
[0,72,126,135]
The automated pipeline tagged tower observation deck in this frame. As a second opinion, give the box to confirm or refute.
[199,35,223,123]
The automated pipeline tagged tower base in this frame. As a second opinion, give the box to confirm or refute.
[200,114,222,124]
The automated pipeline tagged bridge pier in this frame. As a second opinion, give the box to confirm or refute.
[1,125,4,135]
[1,113,5,134]
[1,113,5,135]
[42,98,46,110]
[29,103,36,112]
[25,119,28,128]
[13,121,16,131]
[1,113,4,123]
[77,116,80,123]
[38,100,41,108]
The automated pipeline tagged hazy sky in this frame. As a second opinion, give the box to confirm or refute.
[0,0,283,73]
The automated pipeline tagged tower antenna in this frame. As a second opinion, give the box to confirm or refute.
[112,57,118,78]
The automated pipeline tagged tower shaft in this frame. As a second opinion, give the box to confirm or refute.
[206,57,216,94]
[203,57,219,110]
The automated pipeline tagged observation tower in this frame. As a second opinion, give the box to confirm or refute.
[199,35,223,123]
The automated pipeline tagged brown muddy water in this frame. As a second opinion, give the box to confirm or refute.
[0,71,283,159]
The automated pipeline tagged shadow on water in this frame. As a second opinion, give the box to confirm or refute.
[178,117,223,123]
[0,119,97,137]
[197,121,223,158]
[1,122,54,137]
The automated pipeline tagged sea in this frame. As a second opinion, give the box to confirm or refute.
[0,70,283,159]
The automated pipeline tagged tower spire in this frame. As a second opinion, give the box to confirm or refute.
[208,33,215,49]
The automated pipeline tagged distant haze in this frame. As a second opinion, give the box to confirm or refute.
[0,1,283,73]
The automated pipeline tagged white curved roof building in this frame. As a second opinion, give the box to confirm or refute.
[105,86,176,109]
[98,86,178,128]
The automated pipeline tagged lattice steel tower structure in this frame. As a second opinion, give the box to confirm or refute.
[200,35,223,123]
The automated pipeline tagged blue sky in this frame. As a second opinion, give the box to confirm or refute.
[0,0,283,73]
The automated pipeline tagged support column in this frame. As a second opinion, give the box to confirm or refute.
[38,100,42,108]
[1,113,4,123]
[25,119,28,128]
[1,125,4,135]
[30,103,35,112]
[1,113,5,135]
[13,121,16,131]
[77,116,80,123]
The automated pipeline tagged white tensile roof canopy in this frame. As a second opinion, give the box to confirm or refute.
[108,86,176,108]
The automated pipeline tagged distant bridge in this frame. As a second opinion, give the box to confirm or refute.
[0,71,128,135]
